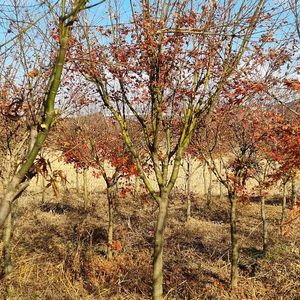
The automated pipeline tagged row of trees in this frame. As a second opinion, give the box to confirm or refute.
[52,96,300,294]
[1,0,300,299]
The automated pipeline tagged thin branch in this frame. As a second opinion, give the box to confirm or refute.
[0,1,59,50]
[267,91,300,117]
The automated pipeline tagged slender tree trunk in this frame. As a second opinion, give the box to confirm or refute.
[260,186,268,253]
[152,192,169,300]
[107,184,115,260]
[11,200,19,239]
[207,166,212,207]
[281,180,287,235]
[83,168,88,212]
[203,161,207,196]
[41,176,46,203]
[229,192,238,288]
[186,161,191,221]
[219,160,223,200]
[3,211,13,276]
[2,153,13,277]
[114,178,119,212]
[217,147,223,200]
[134,176,139,201]
[28,126,38,155]
[219,182,222,200]
[291,175,297,209]
[76,169,79,194]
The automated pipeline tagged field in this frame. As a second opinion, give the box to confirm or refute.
[0,160,300,300]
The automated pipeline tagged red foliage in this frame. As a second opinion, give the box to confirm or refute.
[111,240,121,251]
[56,113,139,191]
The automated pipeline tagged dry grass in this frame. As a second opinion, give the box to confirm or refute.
[0,183,299,299]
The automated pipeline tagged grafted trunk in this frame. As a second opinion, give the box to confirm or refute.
[229,192,238,288]
[152,192,169,300]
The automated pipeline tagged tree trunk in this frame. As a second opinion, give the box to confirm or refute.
[2,153,13,277]
[83,168,88,212]
[152,192,169,300]
[291,175,297,209]
[134,176,139,201]
[76,169,79,194]
[11,200,19,239]
[107,185,115,260]
[219,160,223,200]
[2,153,21,276]
[3,211,13,276]
[186,160,191,221]
[28,126,38,155]
[41,176,46,203]
[203,161,207,197]
[219,182,223,200]
[207,166,212,207]
[281,180,287,235]
[260,186,268,253]
[114,178,119,212]
[229,192,238,288]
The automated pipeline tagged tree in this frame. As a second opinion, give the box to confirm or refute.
[0,0,94,276]
[75,0,278,298]
[265,109,300,231]
[57,111,138,259]
[199,103,275,287]
[180,153,202,221]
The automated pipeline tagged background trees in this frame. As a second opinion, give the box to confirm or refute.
[57,111,138,259]
[74,0,282,297]
[198,103,278,286]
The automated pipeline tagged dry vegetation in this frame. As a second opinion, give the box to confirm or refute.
[0,176,299,300]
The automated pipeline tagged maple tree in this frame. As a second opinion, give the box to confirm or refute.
[265,80,300,234]
[181,150,204,219]
[264,107,300,233]
[237,106,282,254]
[187,140,216,207]
[197,102,278,287]
[0,16,58,273]
[251,160,273,254]
[57,111,138,260]
[73,0,280,297]
[0,0,101,276]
